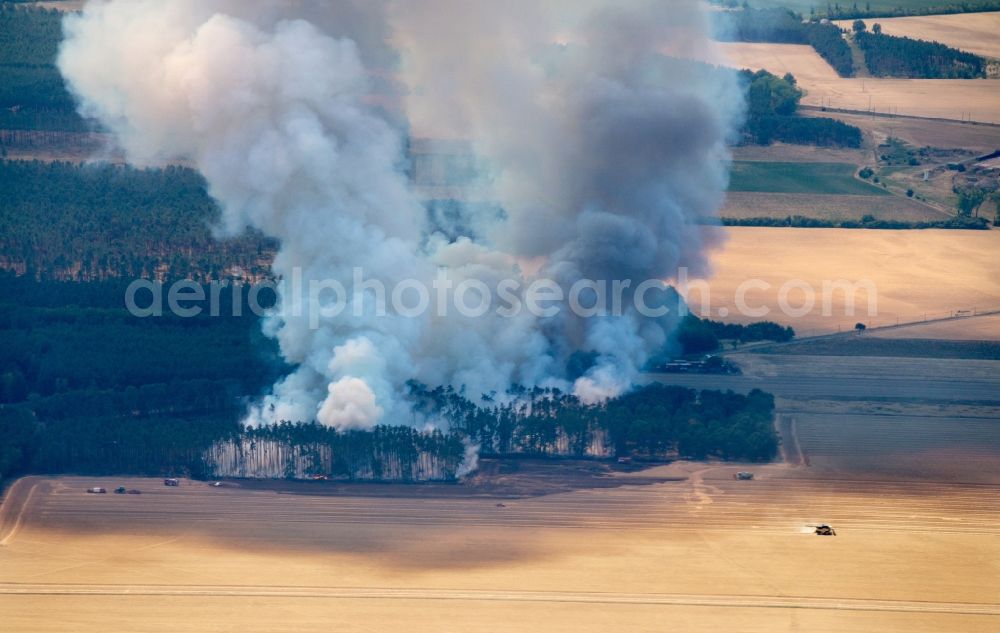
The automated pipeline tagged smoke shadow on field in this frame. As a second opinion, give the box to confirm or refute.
[8,466,687,574]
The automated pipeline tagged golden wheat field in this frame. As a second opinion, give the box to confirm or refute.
[834,13,1000,60]
[690,227,1000,335]
[712,42,1000,123]
[2,461,999,633]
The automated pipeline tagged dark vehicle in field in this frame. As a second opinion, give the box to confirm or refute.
[115,486,127,494]
[164,478,180,487]
[814,524,836,536]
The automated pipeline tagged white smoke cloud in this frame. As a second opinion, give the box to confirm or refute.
[58,1,742,431]
[392,0,742,401]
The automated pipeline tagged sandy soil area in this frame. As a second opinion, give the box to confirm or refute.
[834,13,1000,60]
[713,42,1000,123]
[691,227,1000,335]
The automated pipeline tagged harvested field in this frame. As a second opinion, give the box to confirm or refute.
[651,353,1000,409]
[732,143,872,163]
[2,462,999,632]
[834,13,1000,60]
[720,191,946,221]
[714,42,1000,123]
[716,42,841,81]
[728,161,889,194]
[800,108,1000,152]
[651,351,1000,480]
[756,336,1000,359]
[870,313,1000,340]
[694,227,1000,335]
[793,412,1000,480]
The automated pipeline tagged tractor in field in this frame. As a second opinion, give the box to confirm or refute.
[734,471,754,481]
[163,478,180,487]
[115,486,127,494]
[813,524,836,536]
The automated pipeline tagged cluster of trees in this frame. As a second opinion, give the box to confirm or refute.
[720,9,855,77]
[0,5,84,131]
[0,160,277,281]
[410,382,779,463]
[722,215,990,229]
[854,27,985,78]
[676,315,795,354]
[741,70,861,147]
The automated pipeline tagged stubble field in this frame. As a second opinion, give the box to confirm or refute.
[714,42,1000,123]
[834,13,1000,60]
[2,458,999,633]
[695,227,1000,335]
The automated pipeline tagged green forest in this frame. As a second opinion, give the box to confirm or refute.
[854,27,986,78]
[0,160,276,281]
[409,382,780,463]
[0,273,781,486]
[0,274,283,485]
[0,5,84,131]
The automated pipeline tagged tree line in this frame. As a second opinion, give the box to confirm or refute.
[818,0,1000,20]
[722,215,990,229]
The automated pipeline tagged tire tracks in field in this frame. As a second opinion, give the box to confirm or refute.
[0,478,45,546]
[0,582,997,616]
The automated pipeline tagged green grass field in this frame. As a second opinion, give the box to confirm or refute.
[727,161,891,195]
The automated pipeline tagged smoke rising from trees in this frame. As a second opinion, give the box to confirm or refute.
[58,0,742,431]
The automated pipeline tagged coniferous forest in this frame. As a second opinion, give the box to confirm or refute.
[855,29,986,78]
[0,270,780,486]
